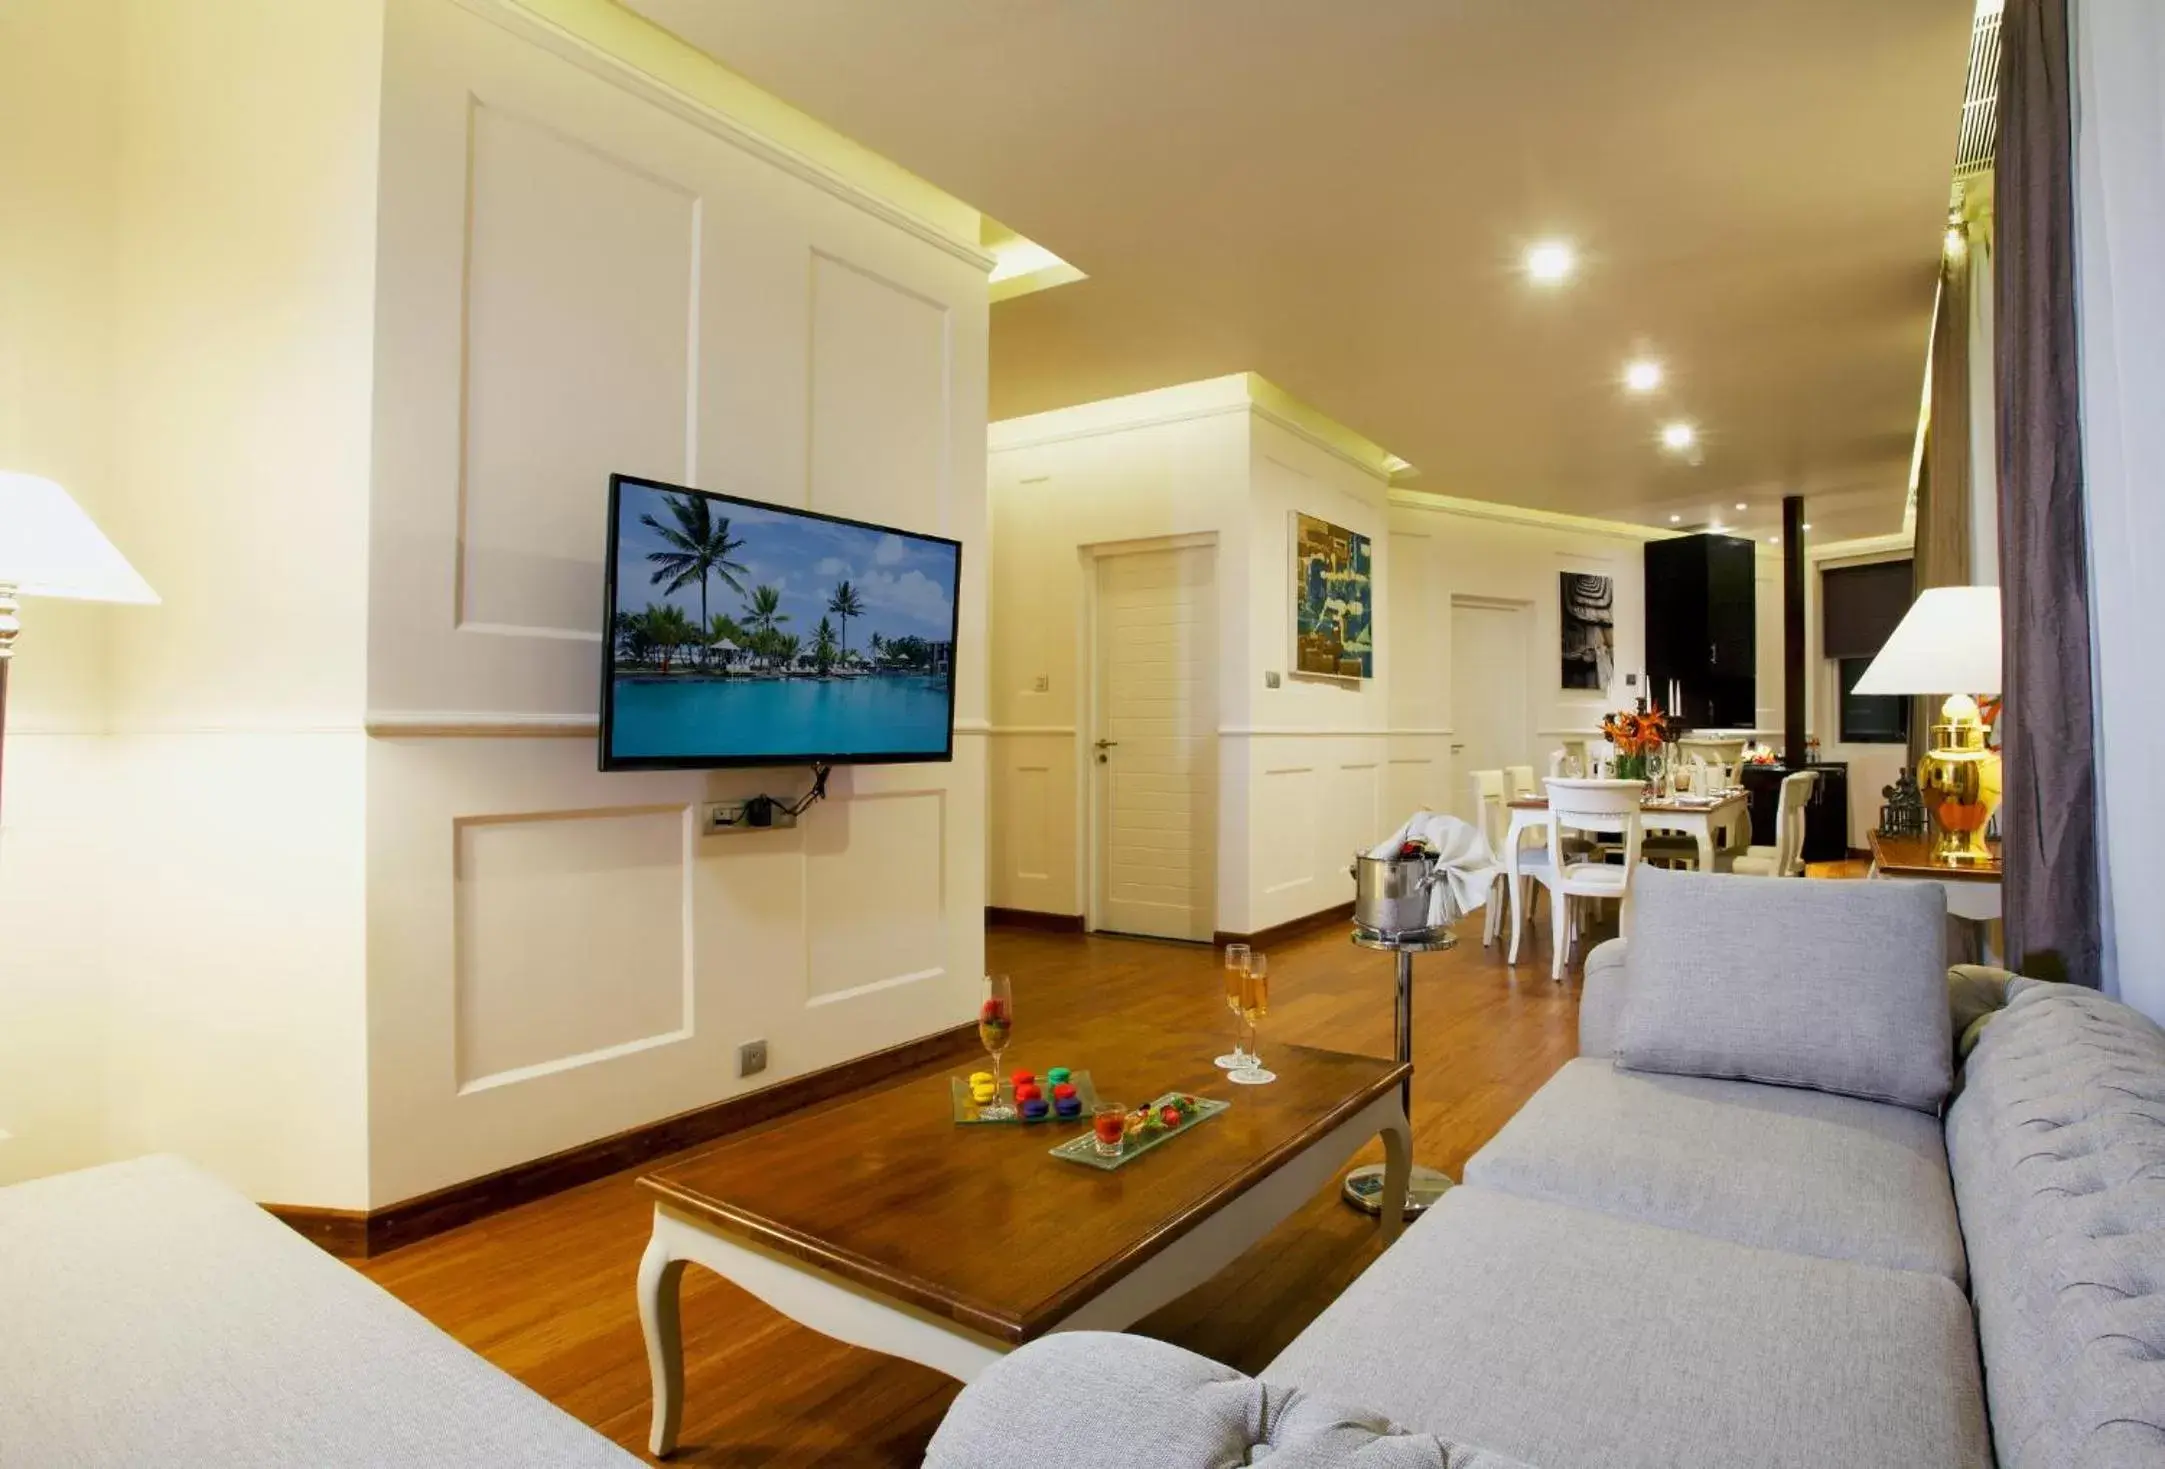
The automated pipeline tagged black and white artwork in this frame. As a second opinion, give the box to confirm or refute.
[1559,572,1615,691]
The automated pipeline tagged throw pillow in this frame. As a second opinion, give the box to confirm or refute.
[1613,866,1952,1111]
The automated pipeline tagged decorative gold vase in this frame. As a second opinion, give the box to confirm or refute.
[1917,694,2000,865]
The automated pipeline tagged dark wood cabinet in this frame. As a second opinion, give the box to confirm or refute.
[1645,533,1757,727]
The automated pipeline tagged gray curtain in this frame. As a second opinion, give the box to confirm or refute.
[1995,0,2101,987]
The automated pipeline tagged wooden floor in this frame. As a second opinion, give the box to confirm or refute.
[358,912,1586,1466]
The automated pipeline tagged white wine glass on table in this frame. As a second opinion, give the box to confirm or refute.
[1229,953,1276,1085]
[978,974,1016,1120]
[1216,944,1252,1069]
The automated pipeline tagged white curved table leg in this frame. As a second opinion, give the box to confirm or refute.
[639,1230,689,1458]
[1377,1104,1412,1246]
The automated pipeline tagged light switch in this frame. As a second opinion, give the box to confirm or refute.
[1032,674,1049,693]
[1264,671,1282,689]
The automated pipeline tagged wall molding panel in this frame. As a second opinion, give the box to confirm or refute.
[363,0,989,1208]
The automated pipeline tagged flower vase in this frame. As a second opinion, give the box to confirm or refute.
[1615,753,1649,789]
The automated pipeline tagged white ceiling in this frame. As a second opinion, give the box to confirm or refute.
[629,0,1974,542]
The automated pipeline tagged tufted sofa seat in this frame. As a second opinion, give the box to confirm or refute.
[927,879,2165,1469]
[1947,979,2165,1469]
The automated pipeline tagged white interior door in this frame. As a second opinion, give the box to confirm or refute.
[1092,545,1216,941]
[1449,600,1533,824]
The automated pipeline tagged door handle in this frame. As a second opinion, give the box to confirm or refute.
[1094,739,1118,749]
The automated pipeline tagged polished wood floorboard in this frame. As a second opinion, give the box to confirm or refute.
[358,912,1585,1466]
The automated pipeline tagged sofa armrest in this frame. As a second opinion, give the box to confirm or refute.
[1578,938,1630,1058]
[924,1333,1538,1468]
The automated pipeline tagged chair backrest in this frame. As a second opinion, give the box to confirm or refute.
[1688,752,1731,794]
[1771,770,1817,876]
[1544,777,1645,873]
[1469,769,1508,854]
[1677,735,1748,769]
[1503,764,1537,799]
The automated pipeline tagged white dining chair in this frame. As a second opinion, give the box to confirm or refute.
[1728,771,1816,877]
[1542,778,1645,982]
[1503,764,1538,800]
[1473,769,1549,948]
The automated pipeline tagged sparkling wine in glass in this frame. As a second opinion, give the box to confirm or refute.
[1230,954,1276,1085]
[978,974,1016,1120]
[1216,944,1252,1069]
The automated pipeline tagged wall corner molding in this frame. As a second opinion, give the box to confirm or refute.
[448,0,995,273]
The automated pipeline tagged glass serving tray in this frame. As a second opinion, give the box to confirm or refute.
[1048,1092,1230,1171]
[951,1069,1100,1125]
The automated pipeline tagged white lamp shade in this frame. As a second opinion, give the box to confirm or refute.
[0,471,157,604]
[1852,585,2000,696]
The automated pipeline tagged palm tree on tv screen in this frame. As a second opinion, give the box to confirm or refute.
[826,580,865,660]
[811,616,840,675]
[637,604,697,674]
[742,584,789,640]
[868,630,888,667]
[640,492,747,657]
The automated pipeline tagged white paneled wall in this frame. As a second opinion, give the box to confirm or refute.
[362,0,987,1205]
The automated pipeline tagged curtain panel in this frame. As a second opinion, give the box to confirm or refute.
[1996,0,2102,988]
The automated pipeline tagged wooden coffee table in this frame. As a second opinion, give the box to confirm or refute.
[635,1041,1411,1456]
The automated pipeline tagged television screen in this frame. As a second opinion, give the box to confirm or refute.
[600,475,961,770]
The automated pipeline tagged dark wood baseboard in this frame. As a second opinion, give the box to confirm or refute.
[985,906,1085,933]
[265,1020,979,1260]
[263,1203,370,1257]
[1214,899,1356,950]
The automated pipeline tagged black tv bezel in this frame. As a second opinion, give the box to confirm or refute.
[598,473,963,773]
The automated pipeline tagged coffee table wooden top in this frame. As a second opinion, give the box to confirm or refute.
[640,1040,1406,1346]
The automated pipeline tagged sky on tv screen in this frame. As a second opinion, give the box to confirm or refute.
[612,482,956,639]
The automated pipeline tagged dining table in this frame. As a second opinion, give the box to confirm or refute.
[1500,791,1753,965]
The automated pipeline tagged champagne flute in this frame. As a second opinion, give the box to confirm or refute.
[978,974,1016,1120]
[1230,953,1276,1085]
[1216,944,1251,1069]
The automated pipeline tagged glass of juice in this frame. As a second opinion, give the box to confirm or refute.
[1091,1103,1128,1158]
[1217,944,1251,1069]
[978,974,1015,1120]
[1230,954,1276,1085]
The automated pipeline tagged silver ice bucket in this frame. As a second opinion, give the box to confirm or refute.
[1349,850,1445,939]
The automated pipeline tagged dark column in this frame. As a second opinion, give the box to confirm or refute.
[1783,495,1807,766]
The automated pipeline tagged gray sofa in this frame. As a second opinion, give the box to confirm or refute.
[926,868,2165,1469]
[0,1155,640,1467]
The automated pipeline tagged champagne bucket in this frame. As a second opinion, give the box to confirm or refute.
[1349,851,1444,938]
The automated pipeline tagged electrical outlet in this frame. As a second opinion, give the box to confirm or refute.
[738,1039,769,1078]
[704,801,796,836]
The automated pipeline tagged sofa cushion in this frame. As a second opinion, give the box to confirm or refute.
[1465,1057,1966,1281]
[1265,1186,1990,1469]
[924,1332,1536,1469]
[0,1155,639,1467]
[1613,866,1952,1111]
[1946,981,2165,1469]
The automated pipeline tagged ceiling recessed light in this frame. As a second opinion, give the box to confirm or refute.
[1525,240,1575,284]
[1660,422,1697,452]
[1734,501,1748,511]
[1803,522,1813,531]
[1667,513,1682,524]
[1624,359,1663,393]
[1767,536,1780,544]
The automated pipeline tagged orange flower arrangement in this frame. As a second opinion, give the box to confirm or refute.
[1600,704,1670,757]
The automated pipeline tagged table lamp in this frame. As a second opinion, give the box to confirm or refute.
[1852,585,2001,865]
[0,471,159,817]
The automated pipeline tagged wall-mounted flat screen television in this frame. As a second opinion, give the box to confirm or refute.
[600,474,961,770]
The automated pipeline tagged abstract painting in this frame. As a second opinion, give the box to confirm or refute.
[1292,512,1373,679]
[1559,571,1615,690]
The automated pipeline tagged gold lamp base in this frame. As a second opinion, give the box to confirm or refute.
[1917,694,2000,866]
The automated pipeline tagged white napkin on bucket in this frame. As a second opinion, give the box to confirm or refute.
[1367,811,1502,929]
